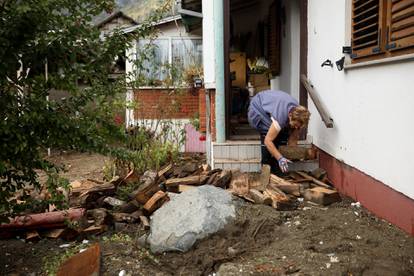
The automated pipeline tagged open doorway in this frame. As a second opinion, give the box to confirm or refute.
[226,0,306,140]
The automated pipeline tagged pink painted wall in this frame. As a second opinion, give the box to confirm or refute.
[185,124,206,153]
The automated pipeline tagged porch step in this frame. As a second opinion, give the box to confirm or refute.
[213,158,319,172]
[214,158,261,172]
[212,139,318,173]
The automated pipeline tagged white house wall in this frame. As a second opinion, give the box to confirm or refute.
[202,0,216,89]
[278,0,300,100]
[308,0,414,199]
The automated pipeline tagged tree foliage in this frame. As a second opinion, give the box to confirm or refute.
[0,0,172,216]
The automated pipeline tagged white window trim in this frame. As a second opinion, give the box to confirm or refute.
[135,36,202,88]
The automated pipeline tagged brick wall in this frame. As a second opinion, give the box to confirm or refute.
[134,88,216,141]
[134,89,199,120]
[198,89,216,140]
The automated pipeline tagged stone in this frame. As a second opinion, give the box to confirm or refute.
[147,185,236,253]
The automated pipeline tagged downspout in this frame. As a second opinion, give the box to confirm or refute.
[205,89,211,165]
[213,0,226,143]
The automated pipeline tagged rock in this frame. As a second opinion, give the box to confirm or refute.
[103,197,126,208]
[147,185,235,253]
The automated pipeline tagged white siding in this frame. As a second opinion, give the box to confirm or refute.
[308,0,414,199]
[278,0,301,100]
[202,0,216,89]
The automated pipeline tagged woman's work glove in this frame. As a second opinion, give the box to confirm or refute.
[277,156,292,173]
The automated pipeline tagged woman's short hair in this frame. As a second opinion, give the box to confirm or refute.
[291,106,310,127]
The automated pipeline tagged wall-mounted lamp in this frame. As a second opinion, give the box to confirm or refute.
[335,56,345,71]
[321,59,333,68]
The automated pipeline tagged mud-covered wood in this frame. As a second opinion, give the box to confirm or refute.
[165,175,208,187]
[295,171,331,189]
[303,187,341,205]
[228,172,249,196]
[143,191,168,213]
[57,243,100,276]
[249,189,272,205]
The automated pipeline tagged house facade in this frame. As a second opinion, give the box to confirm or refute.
[123,0,414,235]
[125,15,207,152]
[197,0,414,235]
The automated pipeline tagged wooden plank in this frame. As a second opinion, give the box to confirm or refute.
[258,164,271,191]
[248,189,272,205]
[143,191,168,213]
[57,243,100,276]
[300,75,334,128]
[295,171,332,189]
[303,187,341,206]
[228,172,249,196]
[165,175,208,187]
[270,175,301,197]
[133,177,160,205]
[157,163,173,178]
[212,170,232,188]
[139,216,150,230]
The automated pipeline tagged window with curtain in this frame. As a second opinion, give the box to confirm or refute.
[137,39,169,84]
[172,38,203,79]
[137,37,202,86]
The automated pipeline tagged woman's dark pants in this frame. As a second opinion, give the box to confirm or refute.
[260,128,290,176]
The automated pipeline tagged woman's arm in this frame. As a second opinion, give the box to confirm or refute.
[264,122,283,160]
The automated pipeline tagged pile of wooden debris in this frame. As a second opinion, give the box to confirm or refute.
[0,156,340,241]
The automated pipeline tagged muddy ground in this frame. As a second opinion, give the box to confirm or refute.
[1,152,413,276]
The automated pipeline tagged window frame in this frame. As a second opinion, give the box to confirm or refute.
[136,36,203,88]
[348,0,414,64]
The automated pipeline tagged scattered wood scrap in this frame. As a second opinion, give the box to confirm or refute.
[4,153,341,242]
[295,171,332,189]
[143,191,169,214]
[165,175,208,187]
[228,171,249,196]
[303,187,341,206]
[57,243,100,276]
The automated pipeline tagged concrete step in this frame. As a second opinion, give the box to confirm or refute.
[213,140,261,160]
[214,158,261,172]
[212,138,318,173]
[213,158,319,173]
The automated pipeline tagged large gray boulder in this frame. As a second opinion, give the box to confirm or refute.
[147,185,236,253]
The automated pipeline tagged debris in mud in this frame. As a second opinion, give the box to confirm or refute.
[1,155,340,244]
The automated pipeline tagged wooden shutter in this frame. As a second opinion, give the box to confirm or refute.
[351,0,384,58]
[387,0,414,51]
[268,0,281,75]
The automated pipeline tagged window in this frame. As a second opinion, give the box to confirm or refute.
[351,0,414,62]
[137,37,202,86]
[137,39,169,84]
